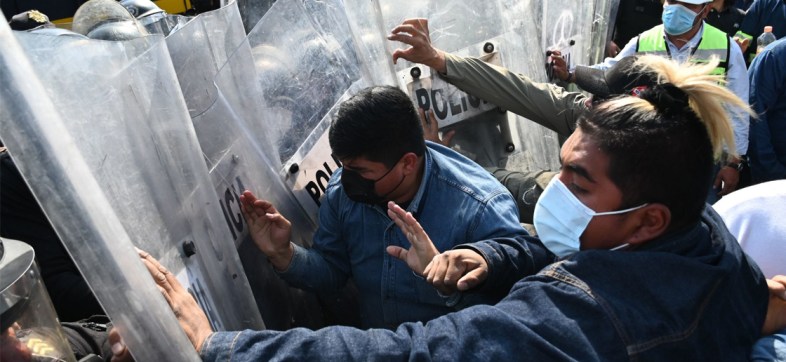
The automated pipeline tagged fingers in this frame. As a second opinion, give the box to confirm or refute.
[419,108,440,143]
[109,328,133,362]
[386,245,408,261]
[457,268,488,291]
[138,250,186,298]
[769,276,786,300]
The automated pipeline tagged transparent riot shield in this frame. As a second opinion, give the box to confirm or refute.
[0,21,199,361]
[162,1,327,329]
[343,0,563,172]
[247,0,368,220]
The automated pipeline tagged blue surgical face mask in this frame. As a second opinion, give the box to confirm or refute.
[533,177,648,258]
[662,3,704,36]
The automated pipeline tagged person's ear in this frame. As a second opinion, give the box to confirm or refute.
[625,203,671,246]
[400,152,420,175]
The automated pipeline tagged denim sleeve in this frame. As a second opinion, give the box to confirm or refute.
[198,276,624,362]
[751,328,786,362]
[275,187,350,292]
[455,190,556,298]
[748,47,786,181]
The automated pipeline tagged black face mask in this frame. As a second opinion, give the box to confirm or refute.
[341,165,405,205]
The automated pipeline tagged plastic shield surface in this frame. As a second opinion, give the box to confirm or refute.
[343,0,562,171]
[163,1,326,329]
[0,23,199,361]
[248,0,366,220]
[8,29,264,331]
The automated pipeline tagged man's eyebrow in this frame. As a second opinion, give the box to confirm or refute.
[565,163,596,183]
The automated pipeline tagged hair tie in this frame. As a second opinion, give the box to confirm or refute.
[640,83,690,116]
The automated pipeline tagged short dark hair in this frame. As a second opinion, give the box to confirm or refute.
[578,86,713,232]
[329,86,426,167]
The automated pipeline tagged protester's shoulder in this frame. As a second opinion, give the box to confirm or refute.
[426,142,510,200]
[714,180,786,214]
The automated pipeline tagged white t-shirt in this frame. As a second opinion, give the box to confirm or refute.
[713,180,786,278]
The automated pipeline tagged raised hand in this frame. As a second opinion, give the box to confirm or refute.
[388,18,447,74]
[547,50,571,82]
[419,108,455,147]
[137,249,213,352]
[385,201,439,276]
[239,190,294,270]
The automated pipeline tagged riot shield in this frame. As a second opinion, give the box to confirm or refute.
[162,1,327,329]
[341,0,562,172]
[0,21,198,361]
[5,21,264,344]
[247,0,368,220]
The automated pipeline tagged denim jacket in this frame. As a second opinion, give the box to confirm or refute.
[200,206,768,361]
[276,142,548,329]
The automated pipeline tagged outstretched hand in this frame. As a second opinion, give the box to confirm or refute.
[388,18,447,74]
[137,249,213,353]
[386,201,440,276]
[419,108,455,147]
[239,190,294,270]
[386,202,489,295]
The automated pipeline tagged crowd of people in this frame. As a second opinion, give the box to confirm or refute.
[2,0,786,361]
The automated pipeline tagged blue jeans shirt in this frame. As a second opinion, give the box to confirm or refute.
[276,142,547,328]
[748,38,786,182]
[199,207,768,361]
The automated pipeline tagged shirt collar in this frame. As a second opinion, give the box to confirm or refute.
[664,22,706,51]
[405,146,434,216]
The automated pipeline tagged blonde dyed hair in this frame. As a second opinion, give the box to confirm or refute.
[597,55,752,160]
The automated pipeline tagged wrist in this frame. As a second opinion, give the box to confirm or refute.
[562,70,575,83]
[431,50,447,75]
[269,242,294,271]
[725,155,747,172]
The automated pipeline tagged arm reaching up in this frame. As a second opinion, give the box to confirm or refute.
[388,18,447,74]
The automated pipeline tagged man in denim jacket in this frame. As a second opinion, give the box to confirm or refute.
[237,85,553,329]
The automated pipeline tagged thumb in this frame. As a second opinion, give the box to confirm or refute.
[386,245,408,261]
[456,268,487,291]
[391,50,403,65]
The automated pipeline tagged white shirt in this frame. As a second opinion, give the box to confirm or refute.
[594,23,750,155]
[712,180,786,278]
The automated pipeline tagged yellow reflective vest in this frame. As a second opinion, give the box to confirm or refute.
[636,23,730,76]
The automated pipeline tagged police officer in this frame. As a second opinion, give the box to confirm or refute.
[556,0,750,202]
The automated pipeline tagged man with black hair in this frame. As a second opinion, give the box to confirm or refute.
[238,85,552,329]
[387,18,659,223]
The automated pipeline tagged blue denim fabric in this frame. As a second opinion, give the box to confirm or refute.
[200,207,768,361]
[276,142,546,329]
[748,38,786,183]
[752,328,786,362]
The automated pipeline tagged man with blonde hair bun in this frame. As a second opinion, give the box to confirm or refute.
[125,56,786,361]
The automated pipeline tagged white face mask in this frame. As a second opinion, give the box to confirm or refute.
[533,177,648,258]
